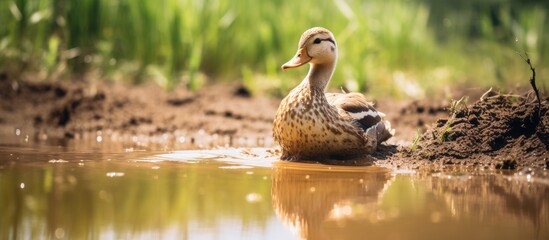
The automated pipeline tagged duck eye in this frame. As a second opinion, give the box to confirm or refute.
[313,38,322,44]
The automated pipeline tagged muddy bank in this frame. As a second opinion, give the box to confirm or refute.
[0,76,278,147]
[0,75,436,146]
[1,76,547,168]
[385,92,549,170]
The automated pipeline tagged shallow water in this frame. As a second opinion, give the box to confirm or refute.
[1,133,548,240]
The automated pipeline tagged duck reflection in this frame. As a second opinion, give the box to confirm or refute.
[272,164,549,240]
[271,162,393,240]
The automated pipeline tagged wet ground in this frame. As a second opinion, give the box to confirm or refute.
[1,133,548,240]
[2,77,547,168]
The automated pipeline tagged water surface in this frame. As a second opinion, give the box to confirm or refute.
[1,133,548,239]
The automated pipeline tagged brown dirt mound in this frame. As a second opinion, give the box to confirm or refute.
[405,92,549,169]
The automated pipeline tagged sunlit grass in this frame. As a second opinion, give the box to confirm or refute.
[0,0,547,97]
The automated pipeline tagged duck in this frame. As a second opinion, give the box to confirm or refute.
[273,27,394,161]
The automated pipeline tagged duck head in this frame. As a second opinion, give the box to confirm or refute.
[282,27,338,70]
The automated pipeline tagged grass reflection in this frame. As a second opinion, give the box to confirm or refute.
[0,161,273,239]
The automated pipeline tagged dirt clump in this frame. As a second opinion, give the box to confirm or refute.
[402,92,549,170]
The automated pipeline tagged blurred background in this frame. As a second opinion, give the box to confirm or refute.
[1,0,547,98]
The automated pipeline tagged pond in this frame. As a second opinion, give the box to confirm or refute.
[1,132,548,240]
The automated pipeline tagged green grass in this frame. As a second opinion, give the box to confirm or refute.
[410,128,422,152]
[0,0,548,97]
[439,96,468,142]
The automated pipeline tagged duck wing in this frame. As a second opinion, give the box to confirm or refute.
[325,92,394,143]
[325,92,381,129]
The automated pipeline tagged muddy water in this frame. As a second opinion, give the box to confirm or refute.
[1,134,548,240]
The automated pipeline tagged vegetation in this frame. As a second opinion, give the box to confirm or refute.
[439,96,468,142]
[0,0,548,96]
[410,128,422,152]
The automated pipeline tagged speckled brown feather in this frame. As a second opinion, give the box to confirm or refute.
[273,82,375,160]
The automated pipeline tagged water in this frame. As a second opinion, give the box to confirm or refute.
[1,134,548,240]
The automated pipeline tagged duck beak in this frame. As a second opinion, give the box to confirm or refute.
[281,47,311,70]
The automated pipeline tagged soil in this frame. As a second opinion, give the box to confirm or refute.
[1,74,547,170]
[396,92,549,170]
[0,76,278,147]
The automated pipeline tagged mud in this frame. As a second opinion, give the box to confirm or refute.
[0,77,277,145]
[1,75,547,169]
[394,92,549,170]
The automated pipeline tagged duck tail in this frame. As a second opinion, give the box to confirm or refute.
[365,120,395,144]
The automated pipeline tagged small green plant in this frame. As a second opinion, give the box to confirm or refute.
[449,96,468,116]
[439,96,468,142]
[438,125,453,142]
[410,128,422,152]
